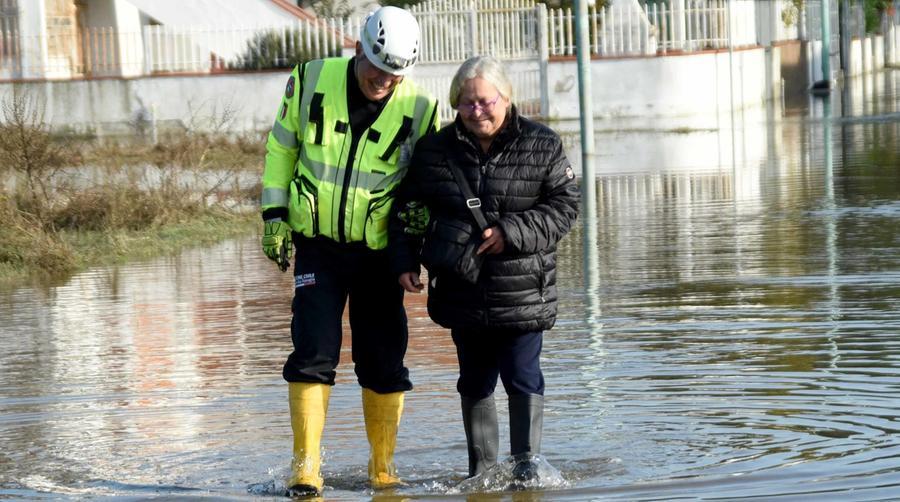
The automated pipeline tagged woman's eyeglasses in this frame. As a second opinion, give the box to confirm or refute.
[456,93,501,115]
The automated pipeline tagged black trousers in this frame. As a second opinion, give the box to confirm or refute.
[282,236,413,393]
[451,328,545,399]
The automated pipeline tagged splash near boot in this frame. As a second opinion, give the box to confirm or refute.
[287,382,331,497]
[509,393,544,487]
[362,388,405,489]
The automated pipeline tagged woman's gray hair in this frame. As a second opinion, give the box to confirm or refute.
[448,55,514,108]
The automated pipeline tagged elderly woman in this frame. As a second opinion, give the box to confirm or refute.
[388,55,580,483]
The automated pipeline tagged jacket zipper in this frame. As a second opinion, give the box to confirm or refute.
[479,163,486,191]
[336,132,360,244]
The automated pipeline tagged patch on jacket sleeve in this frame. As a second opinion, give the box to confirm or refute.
[565,166,575,179]
[285,75,296,99]
[294,273,316,288]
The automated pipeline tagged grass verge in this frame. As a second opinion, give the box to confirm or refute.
[0,90,264,289]
[0,204,259,288]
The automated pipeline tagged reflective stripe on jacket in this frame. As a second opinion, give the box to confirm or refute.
[262,57,439,249]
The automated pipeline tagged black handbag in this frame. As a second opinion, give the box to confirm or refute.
[420,151,489,284]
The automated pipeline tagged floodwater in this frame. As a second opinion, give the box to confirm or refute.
[2,70,900,501]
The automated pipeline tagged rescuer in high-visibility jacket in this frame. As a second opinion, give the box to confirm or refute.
[259,6,439,498]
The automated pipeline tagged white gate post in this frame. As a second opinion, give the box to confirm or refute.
[467,1,478,58]
[671,0,686,50]
[884,10,896,65]
[537,3,549,118]
[18,0,49,78]
[142,24,153,75]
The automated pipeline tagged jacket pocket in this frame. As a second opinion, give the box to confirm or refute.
[363,193,394,250]
[289,175,319,237]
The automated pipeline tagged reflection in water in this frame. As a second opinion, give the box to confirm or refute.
[1,70,899,500]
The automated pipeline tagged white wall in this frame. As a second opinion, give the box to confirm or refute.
[0,49,780,136]
[83,0,118,27]
[14,71,285,136]
[844,35,889,77]
[124,0,309,28]
[554,102,773,176]
[546,47,776,127]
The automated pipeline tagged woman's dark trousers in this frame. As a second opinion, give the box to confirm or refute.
[452,329,544,478]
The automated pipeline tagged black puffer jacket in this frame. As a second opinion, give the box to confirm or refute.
[389,106,580,332]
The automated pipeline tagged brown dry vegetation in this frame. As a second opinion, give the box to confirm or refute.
[0,90,263,286]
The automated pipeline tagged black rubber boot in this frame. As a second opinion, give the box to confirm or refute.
[509,393,543,483]
[461,394,499,477]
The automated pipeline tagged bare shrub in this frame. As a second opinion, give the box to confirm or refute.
[160,100,260,205]
[0,194,76,276]
[0,89,71,223]
[50,184,206,232]
[0,94,256,282]
[79,100,258,219]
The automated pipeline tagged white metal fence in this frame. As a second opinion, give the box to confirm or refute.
[1,27,136,79]
[0,18,355,79]
[547,3,655,56]
[414,62,543,120]
[143,20,352,74]
[411,0,541,62]
[649,0,755,52]
[544,0,760,57]
[409,0,544,120]
[3,0,899,80]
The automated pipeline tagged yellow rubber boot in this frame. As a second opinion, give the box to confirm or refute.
[287,382,331,496]
[362,388,405,489]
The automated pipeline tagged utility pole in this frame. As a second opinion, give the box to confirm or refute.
[574,0,598,313]
[813,0,833,92]
[574,0,595,211]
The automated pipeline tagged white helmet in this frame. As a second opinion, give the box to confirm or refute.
[360,6,420,76]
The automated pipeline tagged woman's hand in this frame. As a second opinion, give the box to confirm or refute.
[477,226,505,255]
[399,272,424,293]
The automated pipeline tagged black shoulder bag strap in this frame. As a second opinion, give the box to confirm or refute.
[444,152,489,231]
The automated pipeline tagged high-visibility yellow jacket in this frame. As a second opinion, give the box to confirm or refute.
[261,57,439,250]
